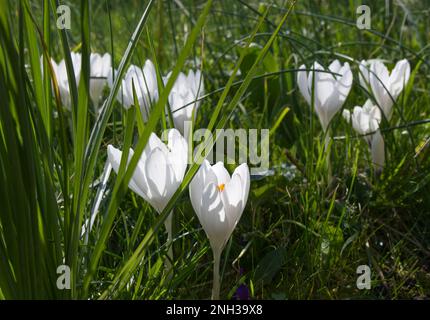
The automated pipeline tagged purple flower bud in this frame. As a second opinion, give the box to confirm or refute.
[233,284,250,300]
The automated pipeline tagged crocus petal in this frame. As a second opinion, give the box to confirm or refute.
[211,162,231,186]
[145,147,168,199]
[70,52,82,84]
[336,63,353,101]
[369,107,382,130]
[358,60,371,90]
[308,62,325,110]
[107,145,150,201]
[358,110,372,142]
[144,147,174,212]
[89,53,111,108]
[101,53,111,76]
[148,132,170,156]
[297,64,311,106]
[166,128,188,182]
[370,61,393,119]
[328,59,341,73]
[314,69,337,130]
[362,99,374,112]
[389,59,410,100]
[50,53,81,110]
[189,160,218,218]
[232,163,250,212]
[142,59,158,103]
[220,174,243,238]
[167,69,204,135]
[139,132,170,172]
[200,183,227,252]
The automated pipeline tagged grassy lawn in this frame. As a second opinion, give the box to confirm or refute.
[0,0,429,300]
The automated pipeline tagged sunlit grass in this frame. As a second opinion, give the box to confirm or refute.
[0,0,429,300]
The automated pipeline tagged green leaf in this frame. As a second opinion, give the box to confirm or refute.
[254,247,288,284]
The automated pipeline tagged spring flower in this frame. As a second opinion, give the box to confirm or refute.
[358,59,410,121]
[297,60,353,132]
[44,52,113,112]
[164,70,204,136]
[107,129,188,265]
[189,160,250,299]
[89,53,111,110]
[45,52,81,110]
[107,128,188,213]
[108,60,158,121]
[343,99,385,170]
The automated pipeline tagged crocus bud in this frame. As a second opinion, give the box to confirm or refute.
[343,99,385,170]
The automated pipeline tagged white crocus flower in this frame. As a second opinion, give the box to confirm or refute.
[44,52,113,113]
[343,99,385,170]
[89,53,111,111]
[165,70,204,136]
[189,160,250,299]
[107,129,188,265]
[108,60,158,121]
[107,129,187,213]
[359,59,410,121]
[45,52,81,110]
[297,60,353,132]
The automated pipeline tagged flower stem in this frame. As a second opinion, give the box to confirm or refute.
[164,211,174,272]
[324,134,332,184]
[211,248,221,300]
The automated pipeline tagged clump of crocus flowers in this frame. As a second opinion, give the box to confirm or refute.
[297,58,411,173]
